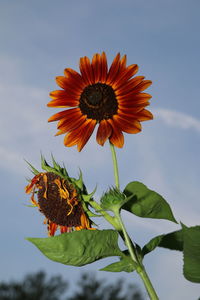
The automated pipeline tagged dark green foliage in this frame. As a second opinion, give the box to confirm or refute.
[0,271,67,300]
[68,273,143,300]
[0,272,144,300]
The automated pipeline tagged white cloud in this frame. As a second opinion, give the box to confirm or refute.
[153,108,200,132]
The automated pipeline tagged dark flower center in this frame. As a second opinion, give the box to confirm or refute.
[79,83,118,121]
[37,173,83,227]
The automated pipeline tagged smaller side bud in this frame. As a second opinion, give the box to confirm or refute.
[100,187,126,212]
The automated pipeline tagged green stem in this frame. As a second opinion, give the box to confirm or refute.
[108,143,158,299]
[115,210,159,300]
[114,210,138,263]
[138,268,159,300]
[109,142,120,189]
[89,200,121,230]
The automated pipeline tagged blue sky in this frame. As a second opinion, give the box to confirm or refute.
[0,1,200,299]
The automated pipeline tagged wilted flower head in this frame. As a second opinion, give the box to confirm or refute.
[25,157,93,236]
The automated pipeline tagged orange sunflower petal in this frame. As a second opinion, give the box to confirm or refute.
[101,52,108,83]
[113,115,142,134]
[79,56,94,85]
[64,119,96,150]
[106,53,121,85]
[92,53,101,83]
[119,54,127,72]
[48,222,58,236]
[48,108,80,122]
[96,120,112,146]
[77,119,96,151]
[64,68,85,90]
[135,109,154,121]
[132,80,152,93]
[116,76,145,96]
[107,119,124,148]
[55,114,86,136]
[56,108,82,128]
[55,76,82,96]
[113,64,139,90]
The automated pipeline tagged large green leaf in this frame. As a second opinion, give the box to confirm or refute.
[27,229,123,266]
[100,255,136,273]
[142,230,183,256]
[183,225,200,283]
[123,181,177,223]
[142,235,164,256]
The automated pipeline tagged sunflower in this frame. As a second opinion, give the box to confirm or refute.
[48,52,153,151]
[25,172,92,236]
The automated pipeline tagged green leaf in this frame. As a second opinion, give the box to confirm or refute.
[159,230,183,251]
[142,230,183,256]
[142,235,164,256]
[183,225,200,283]
[123,181,177,223]
[100,255,136,273]
[27,229,123,266]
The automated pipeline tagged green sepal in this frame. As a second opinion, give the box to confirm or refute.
[23,204,37,208]
[24,159,40,175]
[26,229,123,266]
[82,186,97,202]
[123,181,177,223]
[41,154,69,180]
[100,255,136,273]
[71,169,84,191]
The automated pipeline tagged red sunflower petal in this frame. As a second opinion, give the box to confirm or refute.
[48,109,77,122]
[79,56,94,85]
[132,80,152,92]
[96,120,112,146]
[56,108,82,128]
[77,119,96,151]
[56,115,86,136]
[107,119,124,148]
[47,99,79,108]
[64,68,85,89]
[113,115,142,134]
[119,55,127,72]
[55,76,82,95]
[48,222,58,236]
[106,53,121,85]
[135,109,154,121]
[64,119,96,151]
[113,64,139,90]
[118,92,152,105]
[92,53,101,83]
[101,52,108,83]
[116,76,145,96]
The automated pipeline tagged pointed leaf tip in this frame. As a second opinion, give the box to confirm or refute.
[123,181,177,223]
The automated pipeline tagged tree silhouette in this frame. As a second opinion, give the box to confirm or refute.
[0,271,67,300]
[68,273,143,300]
[0,271,144,300]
